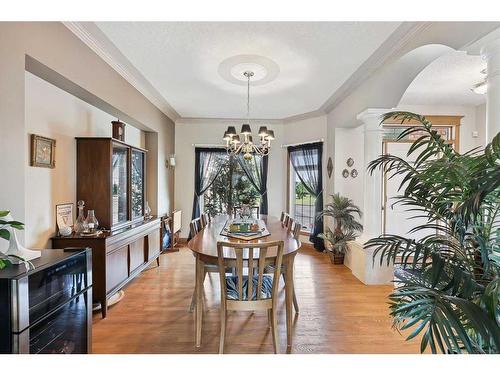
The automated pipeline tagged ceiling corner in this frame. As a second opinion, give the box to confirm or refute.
[63,21,180,122]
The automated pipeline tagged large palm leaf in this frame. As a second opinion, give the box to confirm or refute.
[365,111,500,354]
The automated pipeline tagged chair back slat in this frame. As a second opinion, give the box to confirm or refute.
[280,211,285,224]
[256,247,267,300]
[200,213,210,228]
[283,214,290,227]
[190,217,202,237]
[236,250,243,300]
[247,249,254,301]
[292,221,301,239]
[287,217,294,231]
[216,241,284,302]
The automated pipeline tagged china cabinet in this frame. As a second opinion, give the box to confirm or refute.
[74,137,146,230]
[52,138,160,318]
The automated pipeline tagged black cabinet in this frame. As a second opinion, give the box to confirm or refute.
[0,248,92,354]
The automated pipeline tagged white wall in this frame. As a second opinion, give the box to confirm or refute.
[397,104,486,152]
[23,72,144,248]
[174,118,285,237]
[333,127,365,210]
[475,103,487,147]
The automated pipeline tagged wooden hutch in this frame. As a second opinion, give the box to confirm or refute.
[52,137,161,318]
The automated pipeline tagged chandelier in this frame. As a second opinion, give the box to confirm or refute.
[222,71,275,160]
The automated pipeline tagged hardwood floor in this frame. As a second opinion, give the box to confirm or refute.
[92,245,420,354]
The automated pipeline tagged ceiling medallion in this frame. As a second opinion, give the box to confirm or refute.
[218,54,280,86]
[222,71,274,160]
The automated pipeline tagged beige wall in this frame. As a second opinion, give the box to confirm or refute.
[0,22,174,246]
[24,72,145,248]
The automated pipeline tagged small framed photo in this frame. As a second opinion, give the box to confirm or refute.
[31,134,56,168]
[56,203,74,235]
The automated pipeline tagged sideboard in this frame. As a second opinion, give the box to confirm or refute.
[52,218,161,318]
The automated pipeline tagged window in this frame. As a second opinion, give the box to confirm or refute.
[289,161,317,233]
[202,154,260,217]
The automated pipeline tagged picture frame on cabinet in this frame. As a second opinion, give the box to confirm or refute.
[56,203,74,236]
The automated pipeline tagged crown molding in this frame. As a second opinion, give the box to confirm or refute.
[64,22,430,124]
[176,117,284,125]
[282,109,326,123]
[320,22,432,114]
[63,21,180,121]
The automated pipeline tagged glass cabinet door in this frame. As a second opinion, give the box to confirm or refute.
[131,149,145,220]
[112,144,129,225]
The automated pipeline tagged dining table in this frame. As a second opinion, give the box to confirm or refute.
[187,214,302,351]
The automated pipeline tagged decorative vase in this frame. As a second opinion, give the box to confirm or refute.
[74,200,86,234]
[144,201,152,219]
[240,204,251,222]
[0,213,41,263]
[84,210,99,233]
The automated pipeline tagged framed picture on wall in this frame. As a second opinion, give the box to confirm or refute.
[31,134,56,168]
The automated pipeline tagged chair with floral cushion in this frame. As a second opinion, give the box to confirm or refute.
[216,240,284,354]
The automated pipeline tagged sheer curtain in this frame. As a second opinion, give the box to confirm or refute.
[236,154,268,215]
[288,142,324,251]
[192,148,225,221]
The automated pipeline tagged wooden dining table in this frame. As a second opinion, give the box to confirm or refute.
[187,214,301,351]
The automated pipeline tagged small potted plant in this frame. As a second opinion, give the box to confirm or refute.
[318,193,363,264]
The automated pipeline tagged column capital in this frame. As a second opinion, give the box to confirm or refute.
[481,38,500,79]
[480,38,500,60]
[357,108,391,132]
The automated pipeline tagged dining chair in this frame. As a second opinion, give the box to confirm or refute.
[190,217,202,238]
[292,221,301,240]
[283,213,290,228]
[280,211,286,223]
[216,240,284,354]
[200,213,210,228]
[263,219,300,313]
[233,206,260,219]
[189,216,219,312]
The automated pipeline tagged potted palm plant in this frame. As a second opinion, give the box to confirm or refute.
[318,193,363,264]
[365,111,500,354]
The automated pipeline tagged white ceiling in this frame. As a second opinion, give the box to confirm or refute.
[95,22,401,119]
[399,51,486,107]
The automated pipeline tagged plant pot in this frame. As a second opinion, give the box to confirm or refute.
[328,251,345,265]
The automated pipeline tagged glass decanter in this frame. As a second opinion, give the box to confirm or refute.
[74,200,86,234]
[84,210,99,234]
[144,201,152,219]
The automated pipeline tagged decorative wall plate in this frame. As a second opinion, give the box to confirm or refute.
[351,169,358,178]
[342,169,349,178]
[327,157,333,178]
[346,157,354,167]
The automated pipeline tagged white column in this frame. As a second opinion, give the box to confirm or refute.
[343,108,393,285]
[357,108,388,242]
[481,39,500,143]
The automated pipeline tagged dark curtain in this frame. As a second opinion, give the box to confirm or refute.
[192,148,225,222]
[288,142,324,251]
[236,154,269,215]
